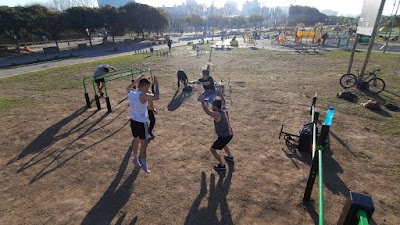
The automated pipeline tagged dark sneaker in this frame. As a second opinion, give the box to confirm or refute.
[214,164,226,170]
[100,92,104,97]
[149,133,155,140]
[224,156,234,162]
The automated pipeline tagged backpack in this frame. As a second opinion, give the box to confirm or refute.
[337,90,358,103]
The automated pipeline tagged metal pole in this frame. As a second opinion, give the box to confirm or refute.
[209,46,212,62]
[359,0,387,77]
[357,210,369,225]
[347,34,359,75]
[318,145,325,225]
[383,0,400,53]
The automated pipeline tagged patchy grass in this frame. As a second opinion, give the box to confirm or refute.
[0,46,399,225]
[0,96,32,112]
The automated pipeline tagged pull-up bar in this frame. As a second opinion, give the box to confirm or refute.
[82,67,150,112]
[102,68,151,112]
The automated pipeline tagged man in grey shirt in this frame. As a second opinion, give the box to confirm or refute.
[93,64,115,97]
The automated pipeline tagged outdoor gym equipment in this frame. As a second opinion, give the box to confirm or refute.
[340,68,385,93]
[279,94,319,153]
[82,67,150,112]
[337,191,375,225]
[279,94,328,224]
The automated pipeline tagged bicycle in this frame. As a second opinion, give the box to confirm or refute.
[339,68,385,93]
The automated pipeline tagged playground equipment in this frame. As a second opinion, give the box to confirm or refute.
[82,67,151,113]
[337,191,375,225]
[294,23,324,53]
[230,35,238,47]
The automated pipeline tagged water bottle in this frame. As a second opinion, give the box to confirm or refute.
[324,106,335,126]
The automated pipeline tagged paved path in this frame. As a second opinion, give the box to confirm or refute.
[0,38,190,78]
[2,35,399,78]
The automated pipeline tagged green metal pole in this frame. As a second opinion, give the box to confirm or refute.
[92,79,97,96]
[318,145,325,225]
[103,81,108,97]
[357,210,368,225]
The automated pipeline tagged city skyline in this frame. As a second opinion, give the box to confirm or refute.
[1,0,398,16]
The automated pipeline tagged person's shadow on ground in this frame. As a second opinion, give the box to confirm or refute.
[184,162,234,225]
[7,106,93,165]
[167,88,193,112]
[81,143,140,225]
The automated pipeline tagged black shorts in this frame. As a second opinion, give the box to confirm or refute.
[130,119,149,140]
[212,135,233,150]
[95,78,105,84]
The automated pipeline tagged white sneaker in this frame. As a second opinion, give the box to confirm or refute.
[133,158,141,167]
[141,161,151,173]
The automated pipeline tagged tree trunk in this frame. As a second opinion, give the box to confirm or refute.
[112,35,115,43]
[55,39,59,49]
[142,31,145,41]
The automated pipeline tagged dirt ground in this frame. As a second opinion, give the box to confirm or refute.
[0,45,399,225]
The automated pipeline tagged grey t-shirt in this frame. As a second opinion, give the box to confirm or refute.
[93,64,110,79]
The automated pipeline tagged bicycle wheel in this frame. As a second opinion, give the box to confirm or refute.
[368,78,385,93]
[340,74,357,88]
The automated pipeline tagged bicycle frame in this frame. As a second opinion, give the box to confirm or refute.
[355,69,379,83]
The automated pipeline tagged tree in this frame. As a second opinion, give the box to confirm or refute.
[99,5,126,43]
[224,1,238,16]
[288,5,328,26]
[248,15,264,30]
[229,16,246,30]
[65,7,102,46]
[0,6,26,52]
[43,10,65,48]
[185,14,204,34]
[147,8,169,35]
[21,5,50,43]
[209,15,228,32]
[169,14,187,33]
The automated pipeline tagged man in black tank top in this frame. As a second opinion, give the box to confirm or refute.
[198,92,234,170]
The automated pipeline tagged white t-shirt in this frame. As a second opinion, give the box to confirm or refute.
[128,90,148,123]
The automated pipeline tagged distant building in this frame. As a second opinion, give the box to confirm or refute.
[321,9,338,16]
[242,0,261,17]
[97,0,135,7]
[162,1,203,18]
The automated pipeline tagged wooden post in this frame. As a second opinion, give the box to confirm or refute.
[347,34,359,75]
[359,0,387,77]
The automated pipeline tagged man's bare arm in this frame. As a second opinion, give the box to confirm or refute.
[198,95,219,119]
[219,90,227,109]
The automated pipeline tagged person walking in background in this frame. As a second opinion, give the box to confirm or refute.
[93,64,115,97]
[126,76,160,173]
[322,32,328,45]
[167,39,172,51]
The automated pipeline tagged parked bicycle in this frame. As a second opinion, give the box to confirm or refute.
[339,68,385,93]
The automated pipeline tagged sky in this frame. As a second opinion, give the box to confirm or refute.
[1,0,398,16]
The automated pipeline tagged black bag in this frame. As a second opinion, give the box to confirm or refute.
[298,123,317,153]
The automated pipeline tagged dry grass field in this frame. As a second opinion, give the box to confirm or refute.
[0,45,399,225]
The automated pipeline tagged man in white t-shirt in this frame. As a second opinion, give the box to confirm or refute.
[93,64,115,97]
[127,76,160,173]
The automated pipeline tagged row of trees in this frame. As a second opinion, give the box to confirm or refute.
[0,2,168,51]
[181,14,269,33]
[175,5,341,33]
